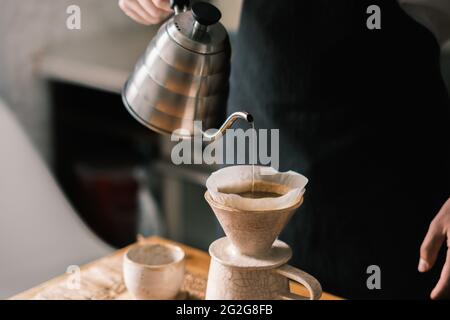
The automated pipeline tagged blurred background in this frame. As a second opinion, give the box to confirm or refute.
[0,0,449,298]
[0,0,243,245]
[0,0,242,298]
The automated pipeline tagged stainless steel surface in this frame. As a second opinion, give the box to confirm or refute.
[202,111,253,140]
[138,52,229,97]
[167,11,228,54]
[150,26,230,76]
[191,21,207,39]
[172,0,189,15]
[123,2,252,139]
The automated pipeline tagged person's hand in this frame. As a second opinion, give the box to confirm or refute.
[419,197,450,299]
[119,0,173,25]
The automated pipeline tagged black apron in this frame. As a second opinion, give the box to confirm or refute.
[228,0,450,299]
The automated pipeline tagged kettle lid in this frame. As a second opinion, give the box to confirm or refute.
[167,2,229,55]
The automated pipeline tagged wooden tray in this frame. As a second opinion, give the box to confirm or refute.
[22,249,206,300]
[10,237,341,300]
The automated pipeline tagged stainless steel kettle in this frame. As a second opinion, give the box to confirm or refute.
[122,0,253,139]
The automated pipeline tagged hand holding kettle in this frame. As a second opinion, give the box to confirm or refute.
[119,0,177,25]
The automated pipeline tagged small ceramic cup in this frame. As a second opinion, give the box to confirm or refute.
[123,243,185,300]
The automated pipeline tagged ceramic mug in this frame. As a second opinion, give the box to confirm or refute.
[123,243,185,300]
[206,259,322,300]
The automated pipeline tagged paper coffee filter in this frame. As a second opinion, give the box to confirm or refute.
[206,166,308,211]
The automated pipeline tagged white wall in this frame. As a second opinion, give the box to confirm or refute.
[0,0,138,162]
[211,0,243,32]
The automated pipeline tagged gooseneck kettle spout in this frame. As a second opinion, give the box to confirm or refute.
[202,112,253,140]
[122,0,253,139]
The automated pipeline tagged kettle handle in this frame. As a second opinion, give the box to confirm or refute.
[171,0,190,13]
[274,264,323,300]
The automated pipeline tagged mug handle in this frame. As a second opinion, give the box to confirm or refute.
[274,264,322,300]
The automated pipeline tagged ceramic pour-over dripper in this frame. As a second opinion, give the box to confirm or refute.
[205,166,307,257]
[204,191,303,257]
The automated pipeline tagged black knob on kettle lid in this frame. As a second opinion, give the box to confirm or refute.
[192,2,222,26]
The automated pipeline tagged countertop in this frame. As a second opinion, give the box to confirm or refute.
[10,236,342,300]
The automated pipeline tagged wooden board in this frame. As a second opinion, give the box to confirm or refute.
[10,236,342,300]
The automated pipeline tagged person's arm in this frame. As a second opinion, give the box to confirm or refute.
[398,0,450,301]
[118,0,173,25]
[398,0,450,46]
